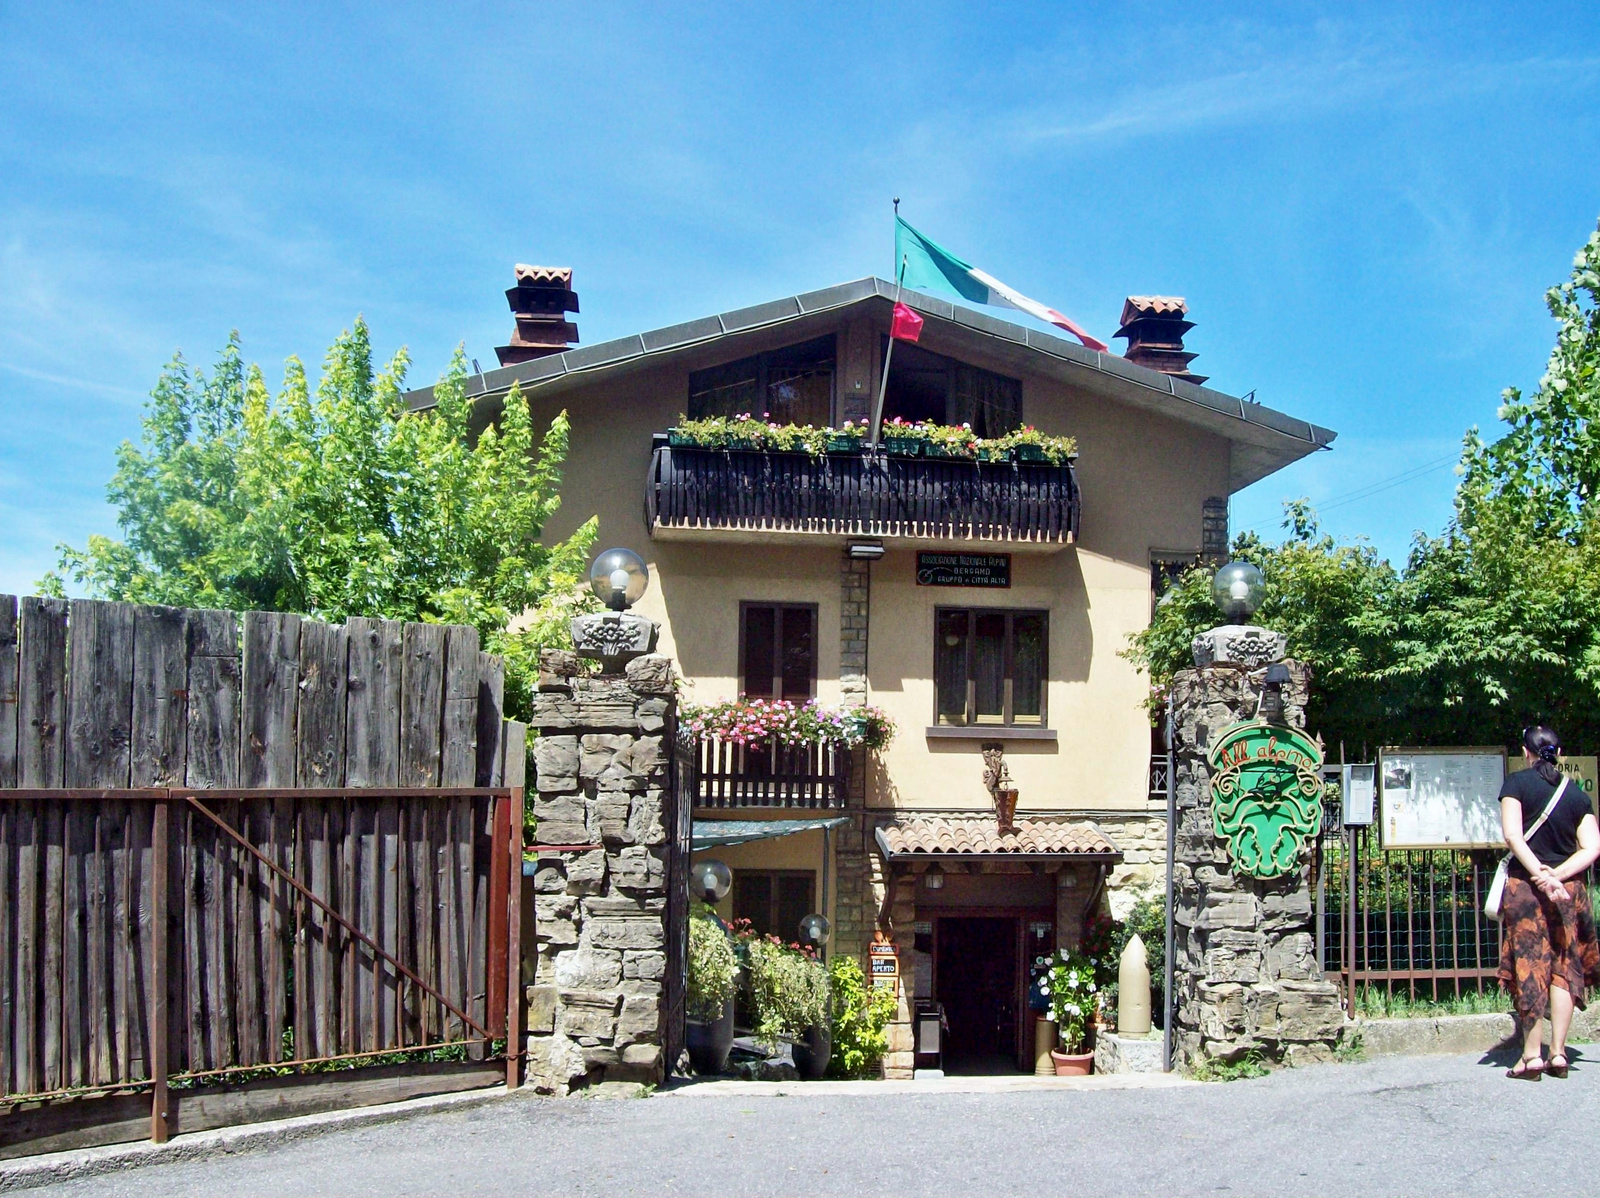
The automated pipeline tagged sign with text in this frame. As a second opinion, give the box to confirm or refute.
[915,552,1011,588]
[869,940,900,994]
[1559,755,1598,814]
[1379,747,1506,849]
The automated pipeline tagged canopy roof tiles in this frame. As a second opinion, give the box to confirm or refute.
[875,815,1121,860]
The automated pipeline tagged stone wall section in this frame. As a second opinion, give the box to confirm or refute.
[832,551,875,966]
[524,651,677,1094]
[1099,812,1169,916]
[1168,661,1344,1067]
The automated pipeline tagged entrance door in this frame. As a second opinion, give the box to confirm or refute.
[935,916,1019,1073]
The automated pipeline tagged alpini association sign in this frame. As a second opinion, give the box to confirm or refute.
[1206,721,1326,879]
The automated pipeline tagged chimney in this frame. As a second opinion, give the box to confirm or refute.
[1114,296,1207,386]
[494,264,579,367]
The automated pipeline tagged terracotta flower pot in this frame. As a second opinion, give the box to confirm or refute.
[1051,1049,1094,1077]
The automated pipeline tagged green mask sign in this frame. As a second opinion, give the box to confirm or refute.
[1206,721,1326,879]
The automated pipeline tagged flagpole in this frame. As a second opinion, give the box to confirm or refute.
[869,253,906,451]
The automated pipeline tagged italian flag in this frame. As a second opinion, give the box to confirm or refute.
[894,216,1108,352]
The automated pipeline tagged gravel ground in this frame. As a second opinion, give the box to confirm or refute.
[19,1043,1585,1197]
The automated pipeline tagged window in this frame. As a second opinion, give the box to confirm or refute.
[733,871,816,942]
[1150,554,1199,615]
[688,335,835,426]
[934,608,1047,726]
[741,603,817,701]
[881,340,1022,439]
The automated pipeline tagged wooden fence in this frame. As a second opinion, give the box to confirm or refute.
[0,596,527,1151]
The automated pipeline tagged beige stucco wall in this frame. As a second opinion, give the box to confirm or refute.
[690,827,837,940]
[519,309,1229,814]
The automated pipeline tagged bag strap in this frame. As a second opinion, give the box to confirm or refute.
[1523,776,1569,843]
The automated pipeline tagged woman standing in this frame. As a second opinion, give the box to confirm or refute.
[1498,725,1600,1079]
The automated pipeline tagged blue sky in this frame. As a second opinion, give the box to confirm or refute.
[2,2,1598,595]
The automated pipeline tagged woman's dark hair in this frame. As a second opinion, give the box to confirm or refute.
[1523,725,1562,784]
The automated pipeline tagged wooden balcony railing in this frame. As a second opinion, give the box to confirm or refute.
[646,436,1080,545]
[678,731,848,809]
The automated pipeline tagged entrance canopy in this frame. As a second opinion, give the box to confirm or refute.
[691,816,849,852]
[874,815,1121,862]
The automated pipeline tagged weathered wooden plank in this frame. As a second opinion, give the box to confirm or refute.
[0,595,19,788]
[241,612,300,788]
[473,652,504,788]
[344,618,402,788]
[185,610,240,789]
[503,721,527,789]
[295,621,347,788]
[181,805,206,1072]
[18,597,68,788]
[377,795,399,1049]
[86,809,111,1084]
[410,798,438,1041]
[41,802,64,1090]
[339,800,358,1055]
[356,799,378,1052]
[232,803,263,1067]
[61,804,88,1087]
[0,803,13,1093]
[399,624,446,787]
[439,627,479,788]
[13,799,39,1094]
[130,606,188,787]
[65,600,136,789]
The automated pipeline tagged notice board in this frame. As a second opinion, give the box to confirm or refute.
[1379,747,1507,849]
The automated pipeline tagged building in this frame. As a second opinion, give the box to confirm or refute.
[404,269,1334,1077]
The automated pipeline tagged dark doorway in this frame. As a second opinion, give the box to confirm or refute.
[935,916,1020,1073]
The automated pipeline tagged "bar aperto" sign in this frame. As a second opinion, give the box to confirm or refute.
[915,553,1011,588]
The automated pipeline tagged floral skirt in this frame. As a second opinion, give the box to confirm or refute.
[1497,876,1600,1026]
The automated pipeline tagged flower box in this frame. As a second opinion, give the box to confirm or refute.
[827,435,865,454]
[1015,444,1050,464]
[881,436,922,457]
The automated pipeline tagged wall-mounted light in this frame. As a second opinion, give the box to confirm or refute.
[848,540,885,561]
[922,862,945,890]
[799,913,831,947]
[1259,662,1291,724]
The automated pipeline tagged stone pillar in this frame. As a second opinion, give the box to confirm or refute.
[832,550,874,964]
[1169,662,1344,1067]
[523,648,676,1094]
[1201,497,1229,565]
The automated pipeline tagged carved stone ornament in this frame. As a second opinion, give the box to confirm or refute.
[1191,624,1288,669]
[1206,720,1326,879]
[570,611,659,670]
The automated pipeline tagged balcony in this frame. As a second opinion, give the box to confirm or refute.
[678,731,848,809]
[646,435,1080,548]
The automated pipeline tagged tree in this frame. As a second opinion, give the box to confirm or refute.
[1127,217,1600,755]
[48,319,598,719]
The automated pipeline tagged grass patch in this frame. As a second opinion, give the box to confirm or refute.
[1353,984,1507,1020]
[1188,1050,1270,1082]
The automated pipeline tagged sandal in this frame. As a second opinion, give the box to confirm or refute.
[1507,1055,1545,1080]
[1548,1053,1569,1079]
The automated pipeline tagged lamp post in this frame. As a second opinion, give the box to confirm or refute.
[690,858,732,906]
[572,548,658,671]
[1190,560,1286,670]
[589,548,650,612]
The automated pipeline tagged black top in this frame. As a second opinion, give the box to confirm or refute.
[1500,767,1590,878]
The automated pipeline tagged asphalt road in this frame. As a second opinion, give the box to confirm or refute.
[21,1045,1588,1197]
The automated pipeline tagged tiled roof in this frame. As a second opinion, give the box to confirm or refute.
[876,816,1120,858]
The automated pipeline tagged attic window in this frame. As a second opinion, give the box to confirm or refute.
[688,335,835,426]
[881,340,1022,439]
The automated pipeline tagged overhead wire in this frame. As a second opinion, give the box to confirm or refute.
[1235,452,1460,530]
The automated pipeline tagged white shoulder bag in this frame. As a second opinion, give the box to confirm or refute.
[1485,777,1568,921]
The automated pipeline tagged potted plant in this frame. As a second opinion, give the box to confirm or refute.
[921,422,979,460]
[746,936,830,1077]
[992,425,1078,465]
[686,906,740,1075]
[878,417,924,457]
[825,422,866,454]
[1045,948,1098,1075]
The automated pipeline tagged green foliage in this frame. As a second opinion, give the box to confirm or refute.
[47,321,598,720]
[825,955,896,1078]
[1352,983,1506,1019]
[1126,218,1600,754]
[1189,1049,1269,1082]
[667,413,1075,463]
[687,906,740,1021]
[1041,949,1099,1051]
[745,937,829,1049]
[1334,1032,1366,1063]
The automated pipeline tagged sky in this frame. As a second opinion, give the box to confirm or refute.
[2,2,1598,595]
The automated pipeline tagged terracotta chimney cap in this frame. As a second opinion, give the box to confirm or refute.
[1119,295,1188,325]
[513,264,573,288]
